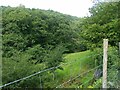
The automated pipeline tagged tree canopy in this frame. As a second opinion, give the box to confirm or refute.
[1,1,120,88]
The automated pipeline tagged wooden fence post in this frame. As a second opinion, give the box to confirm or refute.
[102,39,108,88]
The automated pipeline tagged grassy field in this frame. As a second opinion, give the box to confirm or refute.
[49,50,97,88]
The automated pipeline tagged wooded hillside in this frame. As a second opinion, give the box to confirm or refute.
[1,2,120,88]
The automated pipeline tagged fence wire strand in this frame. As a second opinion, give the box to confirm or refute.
[56,64,102,88]
[0,53,101,88]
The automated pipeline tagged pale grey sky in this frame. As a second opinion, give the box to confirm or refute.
[0,0,94,17]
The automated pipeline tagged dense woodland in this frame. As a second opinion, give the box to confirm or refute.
[1,1,120,88]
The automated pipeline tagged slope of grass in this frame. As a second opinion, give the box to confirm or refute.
[51,50,96,88]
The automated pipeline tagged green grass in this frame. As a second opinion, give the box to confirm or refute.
[52,50,96,88]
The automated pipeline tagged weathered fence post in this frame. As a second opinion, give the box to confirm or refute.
[102,39,108,88]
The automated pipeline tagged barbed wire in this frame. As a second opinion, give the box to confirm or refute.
[1,49,118,88]
[56,64,102,88]
[0,65,60,88]
[0,53,101,88]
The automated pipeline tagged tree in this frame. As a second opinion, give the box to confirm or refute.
[80,2,120,49]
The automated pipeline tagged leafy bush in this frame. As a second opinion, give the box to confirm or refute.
[91,47,119,88]
[26,45,46,64]
[45,44,67,69]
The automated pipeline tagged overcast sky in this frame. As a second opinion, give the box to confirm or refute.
[0,0,94,17]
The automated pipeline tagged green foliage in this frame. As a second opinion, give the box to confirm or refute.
[92,47,119,88]
[2,6,80,88]
[107,47,119,88]
[2,2,120,88]
[79,2,120,49]
[92,78,102,88]
[2,53,42,86]
[45,45,67,69]
[2,6,79,52]
[26,45,46,64]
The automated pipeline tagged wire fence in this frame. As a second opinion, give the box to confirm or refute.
[0,53,101,88]
[0,47,119,89]
[56,64,102,88]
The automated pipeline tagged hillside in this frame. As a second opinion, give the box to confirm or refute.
[1,2,120,89]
